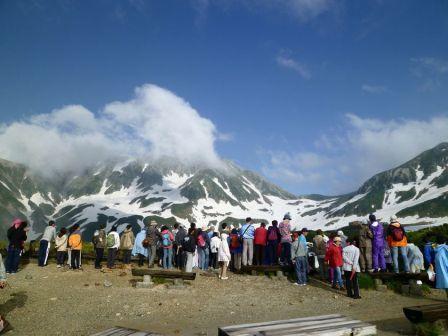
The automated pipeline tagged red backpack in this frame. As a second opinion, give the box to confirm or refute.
[197,234,206,248]
[230,234,241,248]
[268,227,278,241]
[391,226,404,242]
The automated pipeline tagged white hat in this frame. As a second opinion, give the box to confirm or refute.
[337,230,344,236]
[390,215,398,223]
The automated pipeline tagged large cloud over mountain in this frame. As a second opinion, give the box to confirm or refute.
[0,84,222,178]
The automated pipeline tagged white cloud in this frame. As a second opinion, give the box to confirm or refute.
[262,114,448,195]
[410,57,448,91]
[284,0,334,22]
[276,55,311,79]
[0,84,222,178]
[361,84,387,94]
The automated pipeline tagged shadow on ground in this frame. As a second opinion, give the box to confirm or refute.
[0,291,28,332]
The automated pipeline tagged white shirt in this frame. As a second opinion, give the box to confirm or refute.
[109,232,120,249]
[343,245,361,272]
[41,226,56,242]
[210,236,221,253]
[218,233,231,262]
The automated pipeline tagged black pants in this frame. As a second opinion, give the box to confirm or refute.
[344,271,360,298]
[95,248,104,269]
[172,244,178,267]
[71,250,81,269]
[138,253,145,266]
[210,252,218,269]
[176,247,185,269]
[254,245,265,265]
[107,248,117,268]
[122,249,132,264]
[56,251,66,265]
[38,240,50,267]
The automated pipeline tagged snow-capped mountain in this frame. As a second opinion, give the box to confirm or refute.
[0,143,447,239]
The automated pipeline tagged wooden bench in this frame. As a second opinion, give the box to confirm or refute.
[240,265,293,276]
[218,314,377,335]
[90,327,162,335]
[369,272,429,283]
[403,303,448,323]
[131,268,196,281]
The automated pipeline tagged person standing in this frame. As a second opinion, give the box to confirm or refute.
[240,218,255,266]
[433,236,447,298]
[210,232,221,269]
[174,224,187,269]
[92,224,107,269]
[120,225,135,266]
[106,227,120,269]
[196,228,210,270]
[407,243,424,274]
[160,226,174,269]
[254,222,268,265]
[325,236,344,290]
[68,224,82,270]
[132,226,148,267]
[342,239,361,299]
[38,221,56,267]
[230,228,243,271]
[182,228,196,272]
[54,228,68,268]
[369,214,386,272]
[146,220,161,268]
[266,220,281,265]
[279,213,293,265]
[218,225,231,280]
[386,215,410,273]
[358,219,373,272]
[6,219,27,274]
[313,229,328,280]
[291,229,309,286]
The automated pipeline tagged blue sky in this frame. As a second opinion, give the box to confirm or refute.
[1,0,448,195]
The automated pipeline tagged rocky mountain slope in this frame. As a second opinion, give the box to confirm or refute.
[0,143,447,239]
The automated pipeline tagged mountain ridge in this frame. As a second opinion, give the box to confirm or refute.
[0,143,447,239]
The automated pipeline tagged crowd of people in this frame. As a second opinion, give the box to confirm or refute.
[1,213,447,300]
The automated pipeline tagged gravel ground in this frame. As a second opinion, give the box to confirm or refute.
[0,261,446,336]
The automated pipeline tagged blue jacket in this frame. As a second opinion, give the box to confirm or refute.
[240,224,255,239]
[423,243,435,267]
[132,229,148,257]
[435,244,448,289]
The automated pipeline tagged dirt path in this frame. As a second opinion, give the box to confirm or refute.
[0,261,445,336]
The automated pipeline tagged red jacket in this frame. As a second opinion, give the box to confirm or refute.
[325,243,343,267]
[254,227,268,246]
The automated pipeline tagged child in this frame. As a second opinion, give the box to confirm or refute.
[218,227,231,280]
[342,238,361,299]
[55,228,68,268]
[210,232,221,269]
[68,224,82,270]
[325,236,344,290]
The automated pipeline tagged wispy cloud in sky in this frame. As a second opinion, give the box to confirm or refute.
[410,57,448,91]
[276,54,311,79]
[361,84,387,94]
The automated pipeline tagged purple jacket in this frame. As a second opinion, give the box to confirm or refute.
[370,222,384,249]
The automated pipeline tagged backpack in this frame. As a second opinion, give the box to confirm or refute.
[391,226,404,242]
[230,234,241,249]
[197,234,206,248]
[106,233,115,248]
[182,236,195,253]
[162,233,171,247]
[268,227,278,241]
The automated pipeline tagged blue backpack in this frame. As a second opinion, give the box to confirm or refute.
[162,233,171,247]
